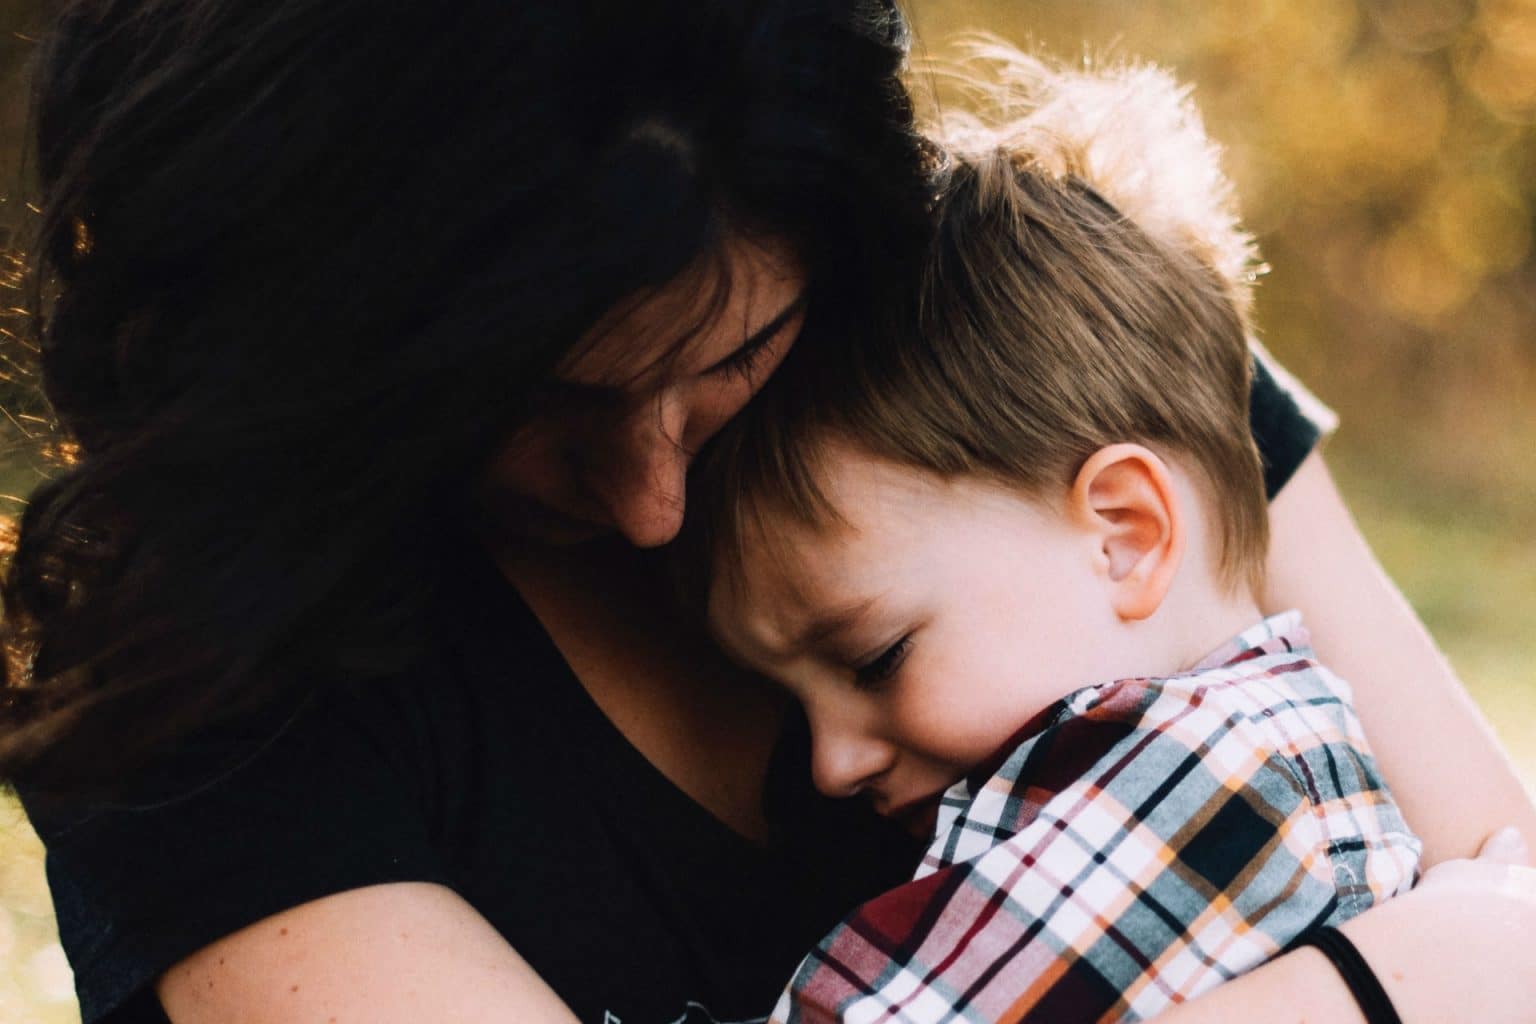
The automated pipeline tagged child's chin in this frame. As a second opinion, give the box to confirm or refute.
[891,796,942,840]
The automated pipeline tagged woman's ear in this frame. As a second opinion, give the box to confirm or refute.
[1069,444,1186,622]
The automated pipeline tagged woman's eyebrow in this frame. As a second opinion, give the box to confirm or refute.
[700,291,809,375]
[550,291,810,397]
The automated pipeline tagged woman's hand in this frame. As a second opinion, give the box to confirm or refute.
[1157,828,1536,1023]
[1334,827,1536,1022]
[1411,824,1533,895]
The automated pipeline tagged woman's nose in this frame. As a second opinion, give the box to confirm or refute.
[595,389,691,548]
[809,721,895,799]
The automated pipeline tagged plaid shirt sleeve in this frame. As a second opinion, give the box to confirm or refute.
[769,642,1420,1024]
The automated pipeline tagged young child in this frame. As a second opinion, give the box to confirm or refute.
[683,55,1422,1023]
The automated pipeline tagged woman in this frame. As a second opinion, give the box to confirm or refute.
[2,1,1532,1022]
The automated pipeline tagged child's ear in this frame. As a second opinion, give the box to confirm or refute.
[1068,444,1186,622]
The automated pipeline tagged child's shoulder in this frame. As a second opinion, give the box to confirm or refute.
[1062,612,1362,752]
[931,613,1392,874]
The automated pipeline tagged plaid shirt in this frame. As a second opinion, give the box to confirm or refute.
[769,612,1421,1024]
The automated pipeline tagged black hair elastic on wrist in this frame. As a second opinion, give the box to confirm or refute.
[1287,925,1403,1024]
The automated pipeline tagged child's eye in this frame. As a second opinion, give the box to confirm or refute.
[854,635,911,689]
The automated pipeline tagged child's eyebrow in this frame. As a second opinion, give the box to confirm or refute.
[793,596,881,650]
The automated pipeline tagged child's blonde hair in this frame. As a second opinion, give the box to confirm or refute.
[686,47,1269,603]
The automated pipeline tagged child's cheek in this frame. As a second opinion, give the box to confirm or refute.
[889,669,1033,770]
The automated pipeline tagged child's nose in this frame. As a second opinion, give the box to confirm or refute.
[809,724,894,799]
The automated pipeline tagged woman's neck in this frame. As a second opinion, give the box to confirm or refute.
[493,537,786,843]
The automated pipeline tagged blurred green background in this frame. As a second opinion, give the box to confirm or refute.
[0,0,1533,1020]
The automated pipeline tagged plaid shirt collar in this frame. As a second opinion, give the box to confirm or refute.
[958,610,1313,784]
[933,610,1312,861]
[1191,609,1308,672]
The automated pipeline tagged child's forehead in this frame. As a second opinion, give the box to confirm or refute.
[705,482,880,650]
[756,449,1050,543]
[776,444,953,522]
[735,452,937,572]
[713,454,1050,618]
[713,505,849,621]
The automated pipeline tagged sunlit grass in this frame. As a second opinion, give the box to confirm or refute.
[0,806,76,1024]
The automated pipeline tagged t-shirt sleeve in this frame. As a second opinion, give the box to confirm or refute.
[1249,340,1338,499]
[17,682,452,1024]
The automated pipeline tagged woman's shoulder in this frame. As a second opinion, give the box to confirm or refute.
[15,561,594,1021]
[19,553,878,1023]
[1247,343,1337,499]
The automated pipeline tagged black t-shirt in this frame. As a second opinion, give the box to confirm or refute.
[18,359,1325,1024]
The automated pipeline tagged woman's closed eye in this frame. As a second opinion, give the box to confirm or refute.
[709,331,775,384]
[854,635,911,689]
[703,292,806,384]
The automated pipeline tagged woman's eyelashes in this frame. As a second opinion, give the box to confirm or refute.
[854,635,912,689]
[705,294,804,384]
[709,330,777,384]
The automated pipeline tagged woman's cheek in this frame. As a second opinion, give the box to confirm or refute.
[676,384,754,462]
[482,424,561,501]
[686,335,796,445]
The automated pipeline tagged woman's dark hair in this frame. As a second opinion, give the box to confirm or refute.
[0,0,935,789]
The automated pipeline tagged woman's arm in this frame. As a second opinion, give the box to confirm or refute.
[1263,451,1536,865]
[1157,885,1534,1023]
[1157,829,1536,1023]
[156,883,580,1024]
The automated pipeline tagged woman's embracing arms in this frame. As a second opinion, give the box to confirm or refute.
[1262,451,1536,865]
[157,883,580,1024]
[1157,828,1536,1023]
[1161,450,1536,1019]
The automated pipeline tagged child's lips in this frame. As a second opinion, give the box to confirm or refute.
[886,792,944,838]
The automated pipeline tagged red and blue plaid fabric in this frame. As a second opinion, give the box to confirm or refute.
[769,612,1421,1024]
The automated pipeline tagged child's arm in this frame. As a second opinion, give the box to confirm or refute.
[1263,452,1536,865]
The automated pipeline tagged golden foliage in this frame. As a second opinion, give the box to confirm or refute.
[910,0,1536,503]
